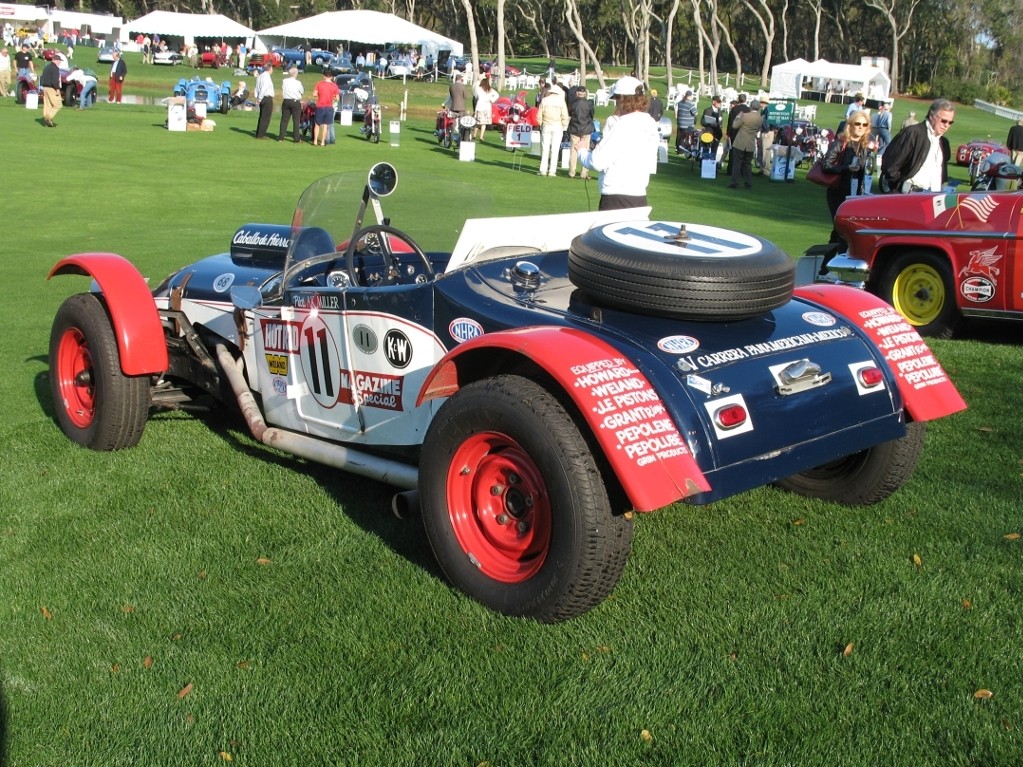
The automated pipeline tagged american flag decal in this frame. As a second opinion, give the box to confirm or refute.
[959,195,999,222]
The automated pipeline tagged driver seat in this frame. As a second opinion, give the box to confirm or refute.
[290,226,336,263]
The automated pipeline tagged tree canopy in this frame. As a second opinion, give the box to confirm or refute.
[93,0,1021,103]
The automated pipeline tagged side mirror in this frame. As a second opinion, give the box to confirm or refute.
[368,163,398,197]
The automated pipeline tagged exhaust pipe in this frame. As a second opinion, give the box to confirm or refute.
[391,490,419,519]
[215,344,418,491]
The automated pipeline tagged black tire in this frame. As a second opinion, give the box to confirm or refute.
[219,96,230,114]
[370,129,379,144]
[569,222,795,320]
[774,422,925,505]
[442,130,452,149]
[876,250,961,338]
[49,293,150,451]
[16,81,27,105]
[420,375,634,622]
[62,83,76,106]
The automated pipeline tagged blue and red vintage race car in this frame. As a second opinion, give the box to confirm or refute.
[173,76,232,115]
[805,185,1023,338]
[48,164,966,622]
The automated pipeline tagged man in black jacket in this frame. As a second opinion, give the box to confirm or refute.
[108,49,127,103]
[39,57,61,127]
[700,95,723,157]
[567,85,594,179]
[879,98,954,193]
[647,89,663,121]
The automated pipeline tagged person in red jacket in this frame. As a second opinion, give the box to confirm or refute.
[108,50,127,103]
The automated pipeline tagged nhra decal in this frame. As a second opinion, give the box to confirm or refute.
[261,319,303,354]
[212,273,235,293]
[570,357,690,467]
[657,335,700,354]
[384,329,413,368]
[336,370,404,411]
[802,311,837,327]
[449,318,484,344]
[673,328,852,371]
[601,221,763,258]
[960,277,996,303]
[858,307,949,390]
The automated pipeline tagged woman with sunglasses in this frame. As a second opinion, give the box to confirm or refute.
[821,109,874,245]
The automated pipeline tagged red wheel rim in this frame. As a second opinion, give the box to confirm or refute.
[55,327,95,429]
[446,431,552,583]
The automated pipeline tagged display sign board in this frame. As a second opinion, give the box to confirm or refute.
[764,100,795,127]
[167,96,186,131]
[505,123,532,149]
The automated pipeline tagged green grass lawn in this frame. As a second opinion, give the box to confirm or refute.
[1,52,1021,767]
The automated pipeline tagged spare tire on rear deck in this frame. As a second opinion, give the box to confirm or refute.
[569,220,795,320]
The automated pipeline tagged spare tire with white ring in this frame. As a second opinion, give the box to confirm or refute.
[569,220,795,320]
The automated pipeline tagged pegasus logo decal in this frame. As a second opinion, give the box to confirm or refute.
[958,247,1002,280]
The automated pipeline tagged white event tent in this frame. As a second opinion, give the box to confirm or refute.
[124,11,256,45]
[257,10,463,59]
[0,4,122,40]
[770,58,891,101]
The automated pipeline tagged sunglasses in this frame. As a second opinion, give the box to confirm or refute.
[936,118,954,125]
[851,122,869,127]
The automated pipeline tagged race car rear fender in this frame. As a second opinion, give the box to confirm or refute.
[794,284,967,422]
[49,253,169,376]
[418,326,711,512]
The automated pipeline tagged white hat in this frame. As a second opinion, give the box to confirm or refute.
[612,76,643,96]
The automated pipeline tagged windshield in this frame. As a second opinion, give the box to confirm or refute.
[283,164,494,278]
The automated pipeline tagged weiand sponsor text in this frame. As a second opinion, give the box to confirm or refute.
[571,357,688,467]
[859,307,948,388]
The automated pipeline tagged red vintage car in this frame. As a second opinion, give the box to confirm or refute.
[805,189,1023,337]
[956,138,1008,167]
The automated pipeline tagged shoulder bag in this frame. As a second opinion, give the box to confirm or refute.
[806,159,842,188]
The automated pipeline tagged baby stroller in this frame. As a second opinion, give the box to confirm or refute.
[299,101,316,142]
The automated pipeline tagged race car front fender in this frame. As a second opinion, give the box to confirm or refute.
[49,253,168,375]
[418,326,711,512]
[795,284,967,422]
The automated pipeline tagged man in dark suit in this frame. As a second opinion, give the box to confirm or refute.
[39,57,62,126]
[1006,119,1023,168]
[108,50,127,103]
[880,98,954,193]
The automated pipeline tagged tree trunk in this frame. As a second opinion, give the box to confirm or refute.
[665,0,681,91]
[496,0,506,91]
[459,0,481,86]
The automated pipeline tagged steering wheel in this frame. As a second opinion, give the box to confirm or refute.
[343,224,435,286]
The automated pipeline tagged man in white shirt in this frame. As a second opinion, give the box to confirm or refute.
[254,62,275,139]
[578,76,660,210]
[278,66,304,142]
[65,67,97,109]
